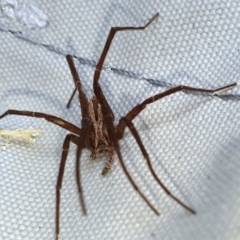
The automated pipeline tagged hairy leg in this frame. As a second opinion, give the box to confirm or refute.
[117,83,236,139]
[93,13,159,119]
[66,87,77,108]
[75,118,91,215]
[0,109,81,135]
[101,105,160,215]
[66,55,89,118]
[56,134,80,240]
[56,119,90,240]
[121,117,196,214]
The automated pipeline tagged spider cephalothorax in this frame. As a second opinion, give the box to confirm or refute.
[87,96,114,175]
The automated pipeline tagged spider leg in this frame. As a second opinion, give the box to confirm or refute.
[56,133,80,240]
[0,110,81,135]
[56,119,90,240]
[66,55,89,118]
[93,13,159,119]
[75,118,91,215]
[101,105,159,215]
[66,87,77,108]
[116,83,237,139]
[121,117,196,214]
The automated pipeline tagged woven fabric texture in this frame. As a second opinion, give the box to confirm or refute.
[0,1,240,240]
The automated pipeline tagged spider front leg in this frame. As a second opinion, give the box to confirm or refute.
[93,13,159,116]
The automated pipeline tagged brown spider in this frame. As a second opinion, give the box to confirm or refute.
[0,13,236,240]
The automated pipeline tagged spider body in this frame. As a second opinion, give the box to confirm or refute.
[85,96,114,175]
[0,13,237,240]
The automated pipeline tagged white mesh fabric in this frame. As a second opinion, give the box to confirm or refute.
[0,1,240,240]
